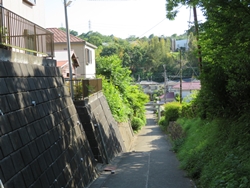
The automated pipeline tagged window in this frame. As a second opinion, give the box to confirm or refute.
[23,0,36,6]
[85,49,92,65]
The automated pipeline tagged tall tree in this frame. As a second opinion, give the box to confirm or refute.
[59,27,78,36]
[166,0,250,118]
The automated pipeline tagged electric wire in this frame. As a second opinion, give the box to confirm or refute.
[139,18,167,38]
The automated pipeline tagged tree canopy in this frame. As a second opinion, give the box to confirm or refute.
[165,0,250,118]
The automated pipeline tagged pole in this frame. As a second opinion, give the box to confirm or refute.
[180,48,182,104]
[163,65,167,103]
[64,0,74,99]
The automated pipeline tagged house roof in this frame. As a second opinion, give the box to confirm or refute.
[57,60,68,67]
[139,81,160,85]
[172,81,201,90]
[167,80,179,86]
[47,28,84,43]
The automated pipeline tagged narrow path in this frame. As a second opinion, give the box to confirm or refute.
[88,109,193,188]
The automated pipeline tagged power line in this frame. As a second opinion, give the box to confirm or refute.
[139,18,166,37]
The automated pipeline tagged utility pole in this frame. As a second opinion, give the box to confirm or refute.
[163,65,168,103]
[64,0,74,99]
[179,48,182,104]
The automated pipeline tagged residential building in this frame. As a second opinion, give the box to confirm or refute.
[138,81,163,100]
[0,0,54,57]
[159,92,175,103]
[47,28,97,79]
[170,80,201,98]
[55,51,79,78]
[2,0,46,27]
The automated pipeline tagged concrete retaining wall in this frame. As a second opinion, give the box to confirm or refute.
[0,61,97,188]
[74,92,133,164]
[118,122,134,151]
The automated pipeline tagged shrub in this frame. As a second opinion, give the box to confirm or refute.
[164,101,182,127]
[158,116,167,131]
[131,117,144,132]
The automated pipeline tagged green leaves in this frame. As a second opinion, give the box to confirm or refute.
[97,55,149,125]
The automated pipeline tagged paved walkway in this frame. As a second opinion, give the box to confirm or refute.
[88,109,194,188]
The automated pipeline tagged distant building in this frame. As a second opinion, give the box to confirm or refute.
[159,92,175,103]
[138,81,163,100]
[170,80,201,98]
[172,39,189,51]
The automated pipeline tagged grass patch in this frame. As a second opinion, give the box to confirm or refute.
[174,117,250,188]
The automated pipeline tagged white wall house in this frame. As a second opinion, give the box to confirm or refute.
[47,28,97,79]
[170,80,201,99]
[0,0,53,57]
[2,0,45,27]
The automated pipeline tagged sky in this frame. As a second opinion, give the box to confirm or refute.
[44,0,205,39]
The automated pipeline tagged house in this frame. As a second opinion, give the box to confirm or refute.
[167,80,179,92]
[3,0,46,27]
[47,28,97,79]
[0,0,54,57]
[138,80,163,100]
[159,92,175,103]
[170,80,201,98]
[55,51,79,78]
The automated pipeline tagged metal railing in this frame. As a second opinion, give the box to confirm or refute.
[65,79,102,100]
[0,6,54,57]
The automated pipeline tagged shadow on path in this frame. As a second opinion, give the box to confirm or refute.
[88,110,194,188]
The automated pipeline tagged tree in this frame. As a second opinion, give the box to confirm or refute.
[59,27,78,36]
[88,36,102,47]
[166,0,250,118]
[100,45,118,57]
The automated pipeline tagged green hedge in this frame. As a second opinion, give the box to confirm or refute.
[164,101,182,127]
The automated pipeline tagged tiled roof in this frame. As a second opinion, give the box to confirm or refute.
[172,81,201,90]
[47,28,84,43]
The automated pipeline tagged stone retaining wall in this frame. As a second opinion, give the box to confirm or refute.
[0,61,97,188]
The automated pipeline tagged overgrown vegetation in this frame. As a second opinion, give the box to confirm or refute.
[96,55,149,132]
[161,97,250,187]
[175,118,250,188]
[161,1,250,187]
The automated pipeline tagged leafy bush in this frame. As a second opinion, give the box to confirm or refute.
[181,91,199,119]
[101,77,131,122]
[131,117,144,132]
[164,101,182,127]
[158,116,167,131]
[175,117,250,188]
[97,55,148,124]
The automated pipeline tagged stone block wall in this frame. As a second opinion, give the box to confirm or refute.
[0,61,97,188]
[74,92,127,164]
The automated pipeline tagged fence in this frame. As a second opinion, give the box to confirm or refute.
[65,79,102,100]
[0,6,54,57]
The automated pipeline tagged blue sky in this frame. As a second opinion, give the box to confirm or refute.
[45,0,205,39]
